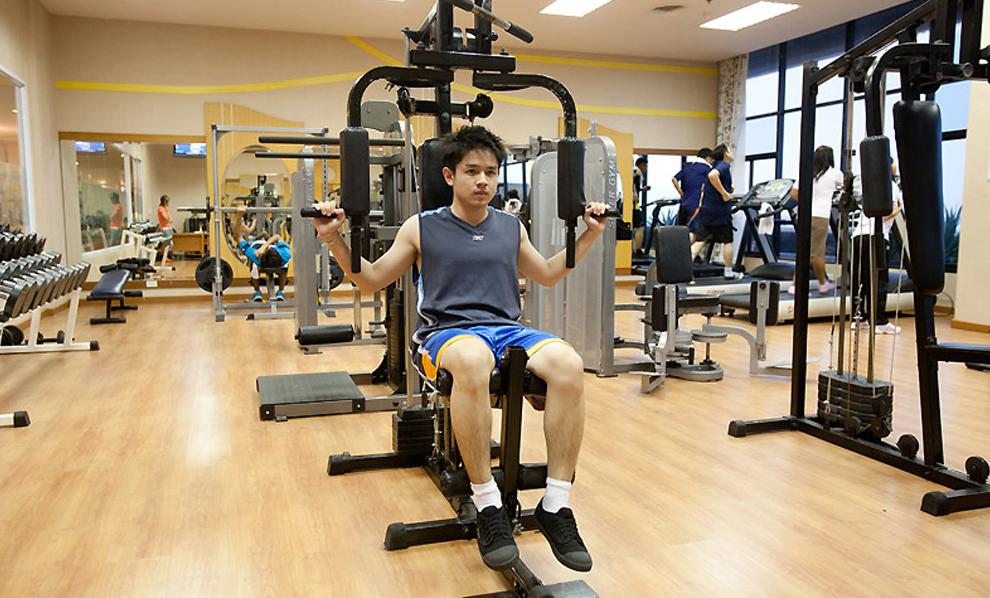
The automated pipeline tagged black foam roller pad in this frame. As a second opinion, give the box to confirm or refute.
[556,138,586,221]
[295,325,355,345]
[14,411,30,427]
[339,127,371,217]
[893,100,945,296]
[859,136,893,217]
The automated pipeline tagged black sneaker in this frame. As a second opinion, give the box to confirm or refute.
[475,505,519,570]
[534,499,593,572]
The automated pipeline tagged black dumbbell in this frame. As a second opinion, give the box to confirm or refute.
[1,265,65,313]
[29,265,80,308]
[36,330,66,345]
[0,279,35,320]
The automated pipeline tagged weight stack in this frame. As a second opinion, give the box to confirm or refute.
[391,406,434,456]
[817,370,893,439]
[387,294,405,390]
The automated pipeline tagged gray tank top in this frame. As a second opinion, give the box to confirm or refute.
[414,206,522,343]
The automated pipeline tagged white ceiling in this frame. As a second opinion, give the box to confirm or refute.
[38,0,909,63]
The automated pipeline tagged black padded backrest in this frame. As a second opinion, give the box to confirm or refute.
[654,226,693,284]
[419,138,453,212]
[893,100,944,296]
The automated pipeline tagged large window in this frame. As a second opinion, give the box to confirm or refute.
[0,66,29,231]
[742,0,969,268]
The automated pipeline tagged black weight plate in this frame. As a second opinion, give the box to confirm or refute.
[195,257,233,292]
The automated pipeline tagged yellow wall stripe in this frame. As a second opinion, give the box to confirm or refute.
[345,35,404,67]
[349,37,715,120]
[54,36,715,120]
[514,53,718,76]
[56,72,365,95]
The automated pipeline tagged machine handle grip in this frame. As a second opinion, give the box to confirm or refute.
[443,0,534,44]
[300,206,339,220]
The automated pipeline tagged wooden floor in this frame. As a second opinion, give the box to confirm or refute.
[2,287,990,597]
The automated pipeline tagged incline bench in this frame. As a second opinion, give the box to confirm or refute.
[86,266,143,324]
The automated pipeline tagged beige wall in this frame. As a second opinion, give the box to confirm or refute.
[955,9,990,329]
[51,17,716,150]
[0,0,60,253]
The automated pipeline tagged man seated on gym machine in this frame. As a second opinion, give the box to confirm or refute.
[233,205,291,302]
[311,126,608,573]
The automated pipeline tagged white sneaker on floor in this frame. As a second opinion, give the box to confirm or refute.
[876,323,902,334]
[850,321,869,330]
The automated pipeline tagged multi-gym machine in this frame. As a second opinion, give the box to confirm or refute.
[729,0,990,516]
[254,116,415,421]
[304,2,601,596]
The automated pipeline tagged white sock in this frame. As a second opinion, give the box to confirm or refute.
[724,266,734,276]
[542,477,572,513]
[471,478,502,512]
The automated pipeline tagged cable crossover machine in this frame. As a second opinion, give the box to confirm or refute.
[730,0,990,516]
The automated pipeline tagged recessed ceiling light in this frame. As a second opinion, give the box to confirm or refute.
[701,1,800,31]
[540,0,613,18]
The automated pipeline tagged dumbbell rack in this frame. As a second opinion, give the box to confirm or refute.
[122,222,171,278]
[0,228,98,355]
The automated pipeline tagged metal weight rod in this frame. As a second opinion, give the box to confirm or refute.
[177,206,296,215]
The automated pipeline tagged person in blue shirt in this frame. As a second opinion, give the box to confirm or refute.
[691,144,741,279]
[234,205,292,302]
[671,148,712,242]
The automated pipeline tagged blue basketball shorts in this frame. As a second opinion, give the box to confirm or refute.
[412,324,569,384]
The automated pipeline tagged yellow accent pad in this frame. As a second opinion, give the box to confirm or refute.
[421,334,476,381]
[514,53,718,77]
[55,72,365,95]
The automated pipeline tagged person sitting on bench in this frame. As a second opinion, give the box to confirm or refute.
[311,126,607,573]
[234,205,291,302]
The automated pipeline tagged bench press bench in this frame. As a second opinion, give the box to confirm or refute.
[86,266,142,324]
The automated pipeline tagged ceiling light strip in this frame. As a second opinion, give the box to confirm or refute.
[701,2,800,32]
[540,0,613,18]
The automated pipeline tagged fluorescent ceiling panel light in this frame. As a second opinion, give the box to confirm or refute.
[700,2,800,31]
[540,0,613,18]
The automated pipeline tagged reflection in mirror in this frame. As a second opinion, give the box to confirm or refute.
[220,146,290,266]
[0,73,26,229]
[76,141,141,250]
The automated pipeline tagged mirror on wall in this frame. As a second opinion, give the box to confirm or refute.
[0,68,29,230]
[63,137,209,280]
[75,141,141,251]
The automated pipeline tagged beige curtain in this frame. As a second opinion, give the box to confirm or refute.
[716,54,748,155]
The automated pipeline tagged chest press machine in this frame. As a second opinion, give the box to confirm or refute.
[292,2,605,596]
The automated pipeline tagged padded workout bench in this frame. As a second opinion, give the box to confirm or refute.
[86,267,142,324]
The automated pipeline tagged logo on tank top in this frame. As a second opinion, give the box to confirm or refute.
[473,235,484,241]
